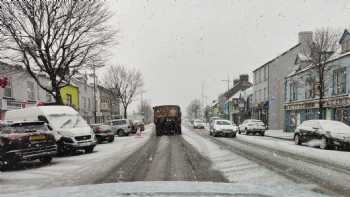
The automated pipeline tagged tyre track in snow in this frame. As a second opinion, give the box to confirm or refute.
[100,131,227,183]
[189,127,349,196]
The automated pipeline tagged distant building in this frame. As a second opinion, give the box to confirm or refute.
[219,74,252,121]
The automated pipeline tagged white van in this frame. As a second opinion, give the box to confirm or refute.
[5,106,97,154]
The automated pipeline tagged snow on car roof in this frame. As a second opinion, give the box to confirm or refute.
[37,105,78,115]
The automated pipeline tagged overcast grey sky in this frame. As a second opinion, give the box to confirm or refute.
[103,0,350,112]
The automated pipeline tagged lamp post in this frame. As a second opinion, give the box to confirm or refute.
[222,76,231,120]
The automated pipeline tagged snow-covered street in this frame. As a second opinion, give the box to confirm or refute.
[0,126,153,194]
[3,123,350,196]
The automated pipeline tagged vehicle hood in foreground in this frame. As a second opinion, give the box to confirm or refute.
[0,181,327,197]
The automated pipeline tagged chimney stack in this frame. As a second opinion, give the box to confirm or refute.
[298,31,313,47]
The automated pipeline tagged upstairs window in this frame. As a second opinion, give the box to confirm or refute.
[26,81,35,101]
[3,77,12,98]
[333,68,346,95]
[305,78,315,99]
[289,81,298,101]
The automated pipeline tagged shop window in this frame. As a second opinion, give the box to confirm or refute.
[333,68,346,95]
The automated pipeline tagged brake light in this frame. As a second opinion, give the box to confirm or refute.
[95,127,102,133]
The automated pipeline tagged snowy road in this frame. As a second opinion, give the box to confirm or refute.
[184,125,350,196]
[2,124,350,196]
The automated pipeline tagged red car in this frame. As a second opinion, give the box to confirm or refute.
[90,124,115,144]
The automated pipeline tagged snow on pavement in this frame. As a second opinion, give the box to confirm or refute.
[234,134,350,170]
[181,126,323,194]
[0,125,153,194]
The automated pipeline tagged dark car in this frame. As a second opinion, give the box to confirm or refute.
[90,124,115,143]
[0,121,57,171]
[294,120,350,150]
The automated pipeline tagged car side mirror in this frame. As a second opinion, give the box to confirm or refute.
[38,115,49,124]
[47,125,53,131]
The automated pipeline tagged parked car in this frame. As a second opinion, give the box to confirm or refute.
[90,124,115,143]
[210,119,237,138]
[0,121,57,171]
[238,119,266,136]
[108,119,131,136]
[294,120,350,150]
[193,119,205,129]
[5,106,97,155]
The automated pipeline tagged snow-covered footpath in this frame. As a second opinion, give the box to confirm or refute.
[0,125,153,194]
[181,126,326,196]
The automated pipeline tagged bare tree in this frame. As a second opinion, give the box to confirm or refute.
[186,99,201,120]
[138,100,153,124]
[300,28,340,119]
[104,65,144,119]
[0,0,115,104]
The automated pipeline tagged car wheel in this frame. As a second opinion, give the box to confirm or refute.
[230,133,236,138]
[260,132,265,136]
[85,146,94,154]
[245,128,249,135]
[108,136,115,142]
[39,156,52,164]
[117,129,125,137]
[320,136,329,150]
[294,134,301,145]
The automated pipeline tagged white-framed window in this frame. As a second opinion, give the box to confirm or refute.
[3,77,12,98]
[26,81,35,101]
[66,94,72,106]
[333,67,346,95]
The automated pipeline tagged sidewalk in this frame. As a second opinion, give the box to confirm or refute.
[264,130,294,140]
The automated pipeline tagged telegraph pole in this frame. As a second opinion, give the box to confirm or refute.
[93,65,97,123]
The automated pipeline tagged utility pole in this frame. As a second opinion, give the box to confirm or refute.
[93,65,97,124]
[222,75,231,120]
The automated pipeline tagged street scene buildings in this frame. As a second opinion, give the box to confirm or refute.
[210,30,350,132]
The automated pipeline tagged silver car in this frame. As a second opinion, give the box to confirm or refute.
[108,119,131,137]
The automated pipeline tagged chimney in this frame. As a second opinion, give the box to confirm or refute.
[239,74,249,82]
[298,31,313,47]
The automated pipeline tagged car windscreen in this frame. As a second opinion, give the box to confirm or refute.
[1,124,49,134]
[47,113,89,129]
[216,121,231,125]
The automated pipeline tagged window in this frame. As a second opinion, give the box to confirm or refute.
[4,77,12,98]
[263,88,266,101]
[46,92,52,102]
[26,81,35,101]
[289,81,298,101]
[305,78,314,99]
[333,68,346,95]
[264,66,267,81]
[66,94,72,106]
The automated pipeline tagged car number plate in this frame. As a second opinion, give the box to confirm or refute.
[30,135,47,141]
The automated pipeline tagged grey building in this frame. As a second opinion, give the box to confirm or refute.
[71,75,95,124]
[96,85,121,123]
[252,31,312,130]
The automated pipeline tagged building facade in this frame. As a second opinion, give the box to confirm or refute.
[221,74,252,121]
[252,31,312,130]
[285,30,350,132]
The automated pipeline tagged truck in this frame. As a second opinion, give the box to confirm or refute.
[153,105,181,136]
